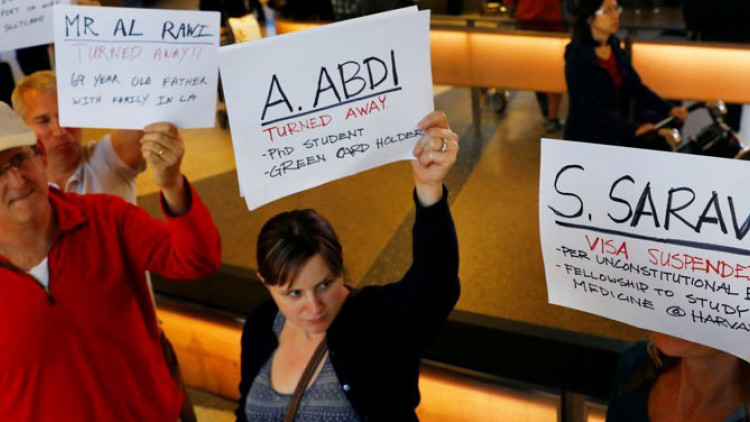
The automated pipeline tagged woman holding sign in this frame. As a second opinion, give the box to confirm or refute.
[236,111,460,421]
[563,0,688,147]
[607,334,750,421]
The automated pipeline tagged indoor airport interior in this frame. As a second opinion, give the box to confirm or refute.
[4,0,750,421]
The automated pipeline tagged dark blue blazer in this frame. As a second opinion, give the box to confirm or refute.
[563,36,672,146]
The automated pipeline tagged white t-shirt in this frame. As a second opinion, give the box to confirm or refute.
[27,257,50,291]
[65,135,144,204]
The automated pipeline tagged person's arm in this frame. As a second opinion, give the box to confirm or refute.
[115,181,221,279]
[565,46,640,140]
[400,183,460,348]
[108,124,218,278]
[116,123,220,279]
[361,111,460,348]
[626,74,672,118]
[616,43,672,119]
[410,108,461,342]
[139,122,189,215]
[412,111,458,206]
[612,51,684,137]
[111,129,146,171]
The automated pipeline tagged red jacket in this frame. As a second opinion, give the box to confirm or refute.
[0,182,221,421]
[510,0,563,22]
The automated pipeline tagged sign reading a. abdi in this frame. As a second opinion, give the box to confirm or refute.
[219,7,433,210]
[540,139,750,362]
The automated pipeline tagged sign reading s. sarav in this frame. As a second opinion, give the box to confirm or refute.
[1,0,71,52]
[219,7,433,210]
[53,6,220,129]
[540,139,750,362]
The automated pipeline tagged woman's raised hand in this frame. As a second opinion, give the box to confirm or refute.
[412,111,459,206]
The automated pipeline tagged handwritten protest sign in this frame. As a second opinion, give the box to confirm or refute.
[53,5,220,129]
[1,0,70,52]
[218,7,432,210]
[540,139,750,361]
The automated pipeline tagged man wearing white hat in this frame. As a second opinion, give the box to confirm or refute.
[0,102,221,421]
[12,70,200,420]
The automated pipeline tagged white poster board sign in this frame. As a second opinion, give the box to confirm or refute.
[219,7,433,210]
[1,0,71,52]
[0,0,70,51]
[540,139,750,362]
[53,5,220,129]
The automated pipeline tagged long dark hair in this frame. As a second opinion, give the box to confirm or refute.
[568,0,605,44]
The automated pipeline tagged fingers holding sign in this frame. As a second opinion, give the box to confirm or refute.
[140,122,191,215]
[412,111,459,206]
[141,122,185,189]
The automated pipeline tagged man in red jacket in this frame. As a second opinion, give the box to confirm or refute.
[0,101,221,421]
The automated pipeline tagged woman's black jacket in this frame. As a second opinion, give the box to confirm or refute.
[563,36,672,146]
[236,189,460,422]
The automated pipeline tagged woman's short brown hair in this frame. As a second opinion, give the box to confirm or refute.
[257,209,343,287]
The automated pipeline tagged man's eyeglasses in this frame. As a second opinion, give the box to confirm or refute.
[0,146,40,181]
[595,5,623,15]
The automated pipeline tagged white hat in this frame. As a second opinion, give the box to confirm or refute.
[0,102,36,153]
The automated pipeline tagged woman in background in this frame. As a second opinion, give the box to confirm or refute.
[564,0,687,146]
[236,111,460,421]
